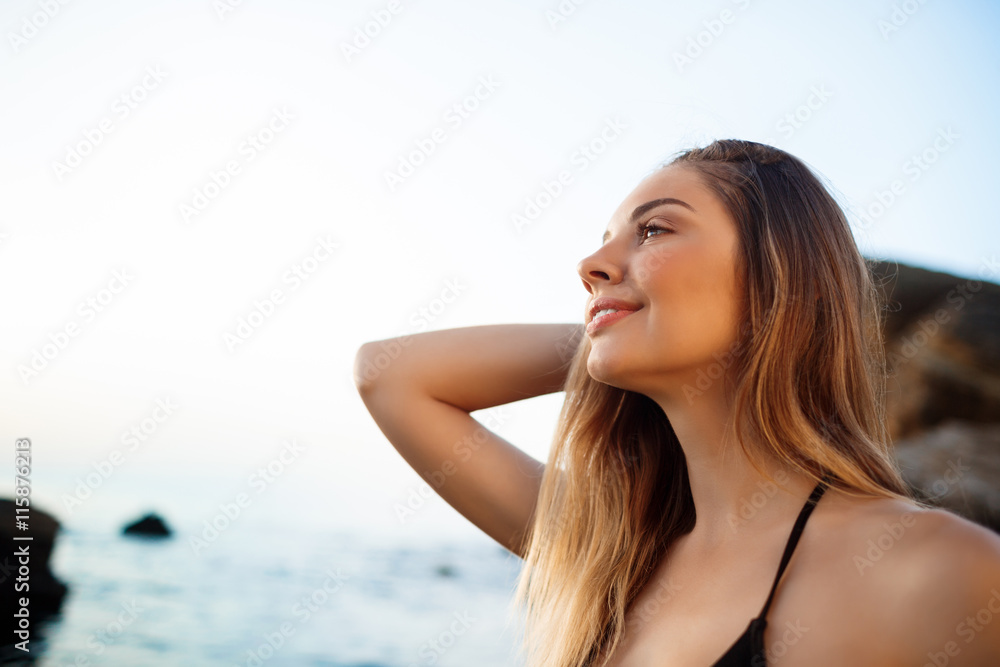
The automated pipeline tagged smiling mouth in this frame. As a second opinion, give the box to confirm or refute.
[587,307,639,334]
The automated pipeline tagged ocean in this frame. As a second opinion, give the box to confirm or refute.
[2,466,529,666]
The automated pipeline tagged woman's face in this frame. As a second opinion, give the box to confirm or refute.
[576,164,744,400]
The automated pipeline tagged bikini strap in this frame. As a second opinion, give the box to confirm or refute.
[757,473,832,619]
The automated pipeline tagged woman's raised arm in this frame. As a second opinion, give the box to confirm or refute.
[353,323,583,557]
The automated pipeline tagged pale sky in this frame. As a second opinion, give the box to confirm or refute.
[2,0,997,535]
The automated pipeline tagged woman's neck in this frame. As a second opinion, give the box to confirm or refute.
[651,381,821,548]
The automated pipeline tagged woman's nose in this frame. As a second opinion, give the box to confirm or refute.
[576,245,623,293]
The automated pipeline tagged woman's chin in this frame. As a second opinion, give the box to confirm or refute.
[585,353,633,390]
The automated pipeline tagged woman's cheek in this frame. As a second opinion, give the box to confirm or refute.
[633,245,676,283]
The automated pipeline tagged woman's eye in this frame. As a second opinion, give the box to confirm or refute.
[638,222,671,241]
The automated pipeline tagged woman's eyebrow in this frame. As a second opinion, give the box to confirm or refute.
[601,198,696,243]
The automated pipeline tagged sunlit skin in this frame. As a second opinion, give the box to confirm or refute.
[577,164,1000,666]
[578,163,742,404]
[576,163,801,543]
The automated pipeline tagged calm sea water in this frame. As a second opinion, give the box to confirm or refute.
[3,467,528,667]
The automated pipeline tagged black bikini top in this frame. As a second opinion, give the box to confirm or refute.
[711,474,831,666]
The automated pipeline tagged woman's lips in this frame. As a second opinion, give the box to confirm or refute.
[587,308,639,335]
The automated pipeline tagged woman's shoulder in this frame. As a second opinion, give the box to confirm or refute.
[814,489,1000,663]
[820,489,1000,570]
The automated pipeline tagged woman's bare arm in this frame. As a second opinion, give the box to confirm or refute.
[353,323,583,557]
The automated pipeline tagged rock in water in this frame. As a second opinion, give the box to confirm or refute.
[434,563,457,578]
[122,513,172,538]
[0,498,69,650]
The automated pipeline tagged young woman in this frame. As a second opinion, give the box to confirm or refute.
[354,140,1000,666]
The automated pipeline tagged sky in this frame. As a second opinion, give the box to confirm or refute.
[1,0,998,539]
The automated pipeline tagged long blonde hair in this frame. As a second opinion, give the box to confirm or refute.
[508,140,917,667]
